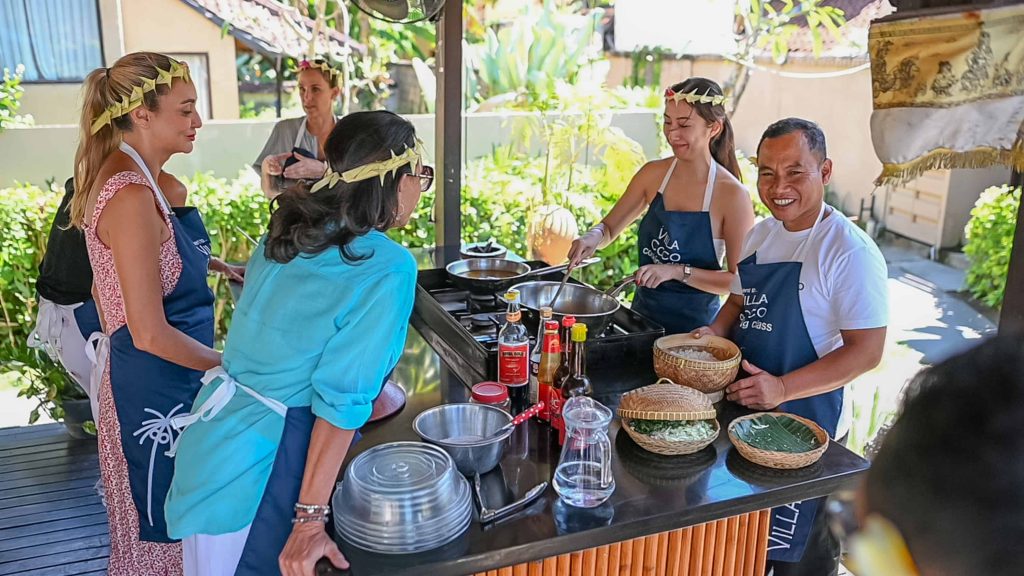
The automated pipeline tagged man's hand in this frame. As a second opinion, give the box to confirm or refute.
[725,359,787,410]
[690,326,717,339]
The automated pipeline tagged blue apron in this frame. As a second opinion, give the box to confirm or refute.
[108,142,214,542]
[633,159,722,334]
[731,205,840,564]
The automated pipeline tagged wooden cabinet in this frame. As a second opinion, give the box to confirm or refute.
[884,167,1011,255]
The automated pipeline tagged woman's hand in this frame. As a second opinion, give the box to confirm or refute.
[210,258,246,284]
[283,156,328,180]
[634,264,683,289]
[279,522,349,576]
[262,152,292,177]
[567,227,604,268]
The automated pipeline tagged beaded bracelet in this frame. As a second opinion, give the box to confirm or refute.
[294,503,330,514]
[292,515,328,524]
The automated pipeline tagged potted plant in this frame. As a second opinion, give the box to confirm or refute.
[7,347,95,438]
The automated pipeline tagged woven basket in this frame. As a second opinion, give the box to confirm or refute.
[617,379,719,456]
[727,412,829,470]
[653,334,741,394]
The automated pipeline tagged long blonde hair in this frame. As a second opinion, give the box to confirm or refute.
[70,52,188,229]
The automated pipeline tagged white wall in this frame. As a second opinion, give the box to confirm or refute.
[0,111,661,188]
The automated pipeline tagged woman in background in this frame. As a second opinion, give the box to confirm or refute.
[253,59,340,199]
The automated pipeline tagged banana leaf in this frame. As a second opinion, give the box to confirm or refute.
[732,414,821,453]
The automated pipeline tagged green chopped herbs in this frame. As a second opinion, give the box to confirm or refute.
[630,419,716,442]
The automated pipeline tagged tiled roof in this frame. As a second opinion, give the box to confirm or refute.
[180,0,365,59]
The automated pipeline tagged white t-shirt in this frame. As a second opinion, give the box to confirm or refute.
[730,205,889,438]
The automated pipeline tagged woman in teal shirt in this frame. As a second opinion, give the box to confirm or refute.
[165,111,433,576]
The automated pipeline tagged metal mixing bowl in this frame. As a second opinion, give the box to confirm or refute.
[413,403,512,475]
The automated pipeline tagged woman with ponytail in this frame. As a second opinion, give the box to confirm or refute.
[166,110,430,575]
[71,51,222,575]
[567,77,755,335]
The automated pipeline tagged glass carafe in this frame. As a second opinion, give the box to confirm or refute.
[553,396,615,508]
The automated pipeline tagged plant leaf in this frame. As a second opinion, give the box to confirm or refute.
[733,414,821,453]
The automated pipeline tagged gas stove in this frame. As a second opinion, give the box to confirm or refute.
[411,261,664,391]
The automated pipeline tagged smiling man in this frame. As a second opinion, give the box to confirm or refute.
[697,118,889,575]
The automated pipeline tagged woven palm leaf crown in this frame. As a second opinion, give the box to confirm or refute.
[90,59,191,135]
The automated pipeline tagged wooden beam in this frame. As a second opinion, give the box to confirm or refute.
[433,0,463,253]
[999,169,1024,334]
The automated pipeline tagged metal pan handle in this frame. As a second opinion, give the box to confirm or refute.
[607,275,637,298]
[523,257,600,279]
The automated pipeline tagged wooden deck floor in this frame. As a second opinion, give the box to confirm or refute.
[0,424,108,576]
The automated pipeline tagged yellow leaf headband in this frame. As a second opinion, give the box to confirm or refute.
[310,139,425,194]
[298,59,341,87]
[664,87,729,107]
[90,59,191,134]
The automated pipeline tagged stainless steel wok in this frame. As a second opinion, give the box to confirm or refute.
[445,257,598,294]
[510,277,635,335]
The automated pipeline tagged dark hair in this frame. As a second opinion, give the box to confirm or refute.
[756,118,827,162]
[667,77,741,181]
[265,110,416,263]
[865,336,1024,576]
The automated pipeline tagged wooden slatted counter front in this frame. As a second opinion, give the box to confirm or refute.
[473,510,770,576]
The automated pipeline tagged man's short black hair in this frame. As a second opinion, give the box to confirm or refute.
[866,336,1024,575]
[756,118,827,161]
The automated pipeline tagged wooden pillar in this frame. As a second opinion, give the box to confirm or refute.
[999,169,1024,334]
[433,0,462,251]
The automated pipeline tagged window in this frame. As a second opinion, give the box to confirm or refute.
[0,0,104,82]
[168,53,212,120]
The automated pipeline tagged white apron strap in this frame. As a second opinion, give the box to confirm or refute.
[656,158,678,194]
[118,141,172,215]
[701,161,718,212]
[166,366,288,457]
[85,332,109,424]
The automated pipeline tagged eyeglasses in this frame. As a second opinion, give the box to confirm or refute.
[825,491,919,576]
[409,165,434,192]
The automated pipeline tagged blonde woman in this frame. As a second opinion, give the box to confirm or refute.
[69,52,220,575]
[253,58,341,199]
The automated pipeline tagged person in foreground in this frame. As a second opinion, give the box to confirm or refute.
[70,52,220,575]
[566,77,754,334]
[835,335,1024,576]
[166,110,432,576]
[694,118,888,575]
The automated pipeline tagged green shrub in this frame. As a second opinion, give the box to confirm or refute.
[964,185,1020,309]
[0,182,61,354]
[181,170,270,337]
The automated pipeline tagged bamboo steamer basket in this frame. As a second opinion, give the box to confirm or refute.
[617,379,719,456]
[727,412,829,470]
[653,334,741,394]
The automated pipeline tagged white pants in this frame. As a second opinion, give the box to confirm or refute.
[27,297,99,422]
[183,524,252,576]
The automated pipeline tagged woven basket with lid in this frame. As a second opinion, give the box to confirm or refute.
[653,334,741,394]
[617,379,719,455]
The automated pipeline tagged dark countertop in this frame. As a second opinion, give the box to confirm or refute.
[330,322,870,576]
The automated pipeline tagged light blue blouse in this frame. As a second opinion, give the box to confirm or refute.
[165,230,416,537]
